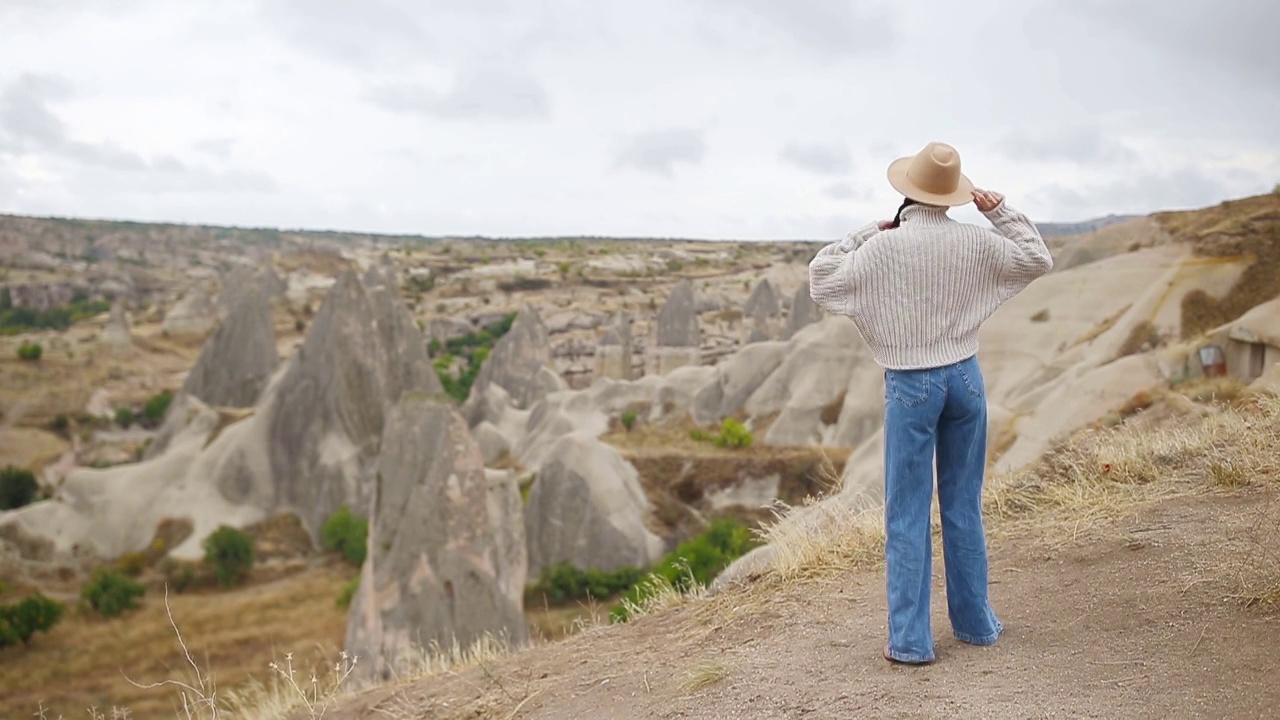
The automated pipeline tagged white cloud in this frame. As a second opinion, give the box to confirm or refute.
[613,127,707,178]
[0,0,1274,239]
[781,141,853,176]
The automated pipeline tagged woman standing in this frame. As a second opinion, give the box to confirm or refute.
[808,142,1053,664]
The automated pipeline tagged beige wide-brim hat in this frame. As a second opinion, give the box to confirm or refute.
[886,141,974,207]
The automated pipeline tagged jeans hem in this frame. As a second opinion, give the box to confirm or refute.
[953,623,1003,647]
[886,647,935,664]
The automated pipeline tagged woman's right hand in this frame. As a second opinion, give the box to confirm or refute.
[972,188,1005,212]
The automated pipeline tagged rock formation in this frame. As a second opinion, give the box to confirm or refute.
[465,306,565,424]
[655,280,701,347]
[744,279,781,323]
[524,432,665,575]
[100,302,132,349]
[217,266,285,318]
[594,313,633,381]
[345,398,527,680]
[784,282,822,339]
[259,269,443,533]
[182,286,278,408]
[650,280,702,375]
[162,287,218,335]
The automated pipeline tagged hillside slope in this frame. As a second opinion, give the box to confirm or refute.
[315,393,1280,720]
[325,491,1277,720]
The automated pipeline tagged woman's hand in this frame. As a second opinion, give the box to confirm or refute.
[972,188,1005,212]
[877,220,894,230]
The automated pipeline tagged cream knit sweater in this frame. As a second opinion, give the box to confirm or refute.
[809,202,1053,370]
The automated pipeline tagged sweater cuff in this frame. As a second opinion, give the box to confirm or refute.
[981,201,1017,223]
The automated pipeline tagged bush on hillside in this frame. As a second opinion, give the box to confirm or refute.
[114,407,135,428]
[16,342,42,361]
[620,410,638,432]
[690,418,754,449]
[1,297,109,336]
[336,577,360,610]
[81,569,144,618]
[321,506,368,567]
[527,563,648,605]
[427,312,518,402]
[203,525,255,588]
[0,466,39,511]
[0,594,64,647]
[142,390,173,426]
[612,518,758,622]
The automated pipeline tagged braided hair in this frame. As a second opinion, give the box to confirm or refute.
[887,197,918,229]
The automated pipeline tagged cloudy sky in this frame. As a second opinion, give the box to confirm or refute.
[1,0,1277,239]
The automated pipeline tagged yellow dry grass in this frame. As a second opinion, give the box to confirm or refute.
[0,563,352,718]
[678,660,728,692]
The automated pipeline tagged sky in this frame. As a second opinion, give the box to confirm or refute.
[0,0,1277,240]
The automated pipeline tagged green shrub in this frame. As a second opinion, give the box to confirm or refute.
[612,518,757,622]
[689,419,754,449]
[1,297,109,336]
[714,419,753,449]
[50,414,69,435]
[0,466,38,511]
[321,506,368,567]
[16,342,42,361]
[433,312,518,402]
[620,410,638,432]
[336,577,359,610]
[116,551,148,577]
[203,525,254,588]
[114,407,135,428]
[159,559,197,593]
[0,594,64,647]
[81,569,144,617]
[142,390,173,426]
[528,562,647,605]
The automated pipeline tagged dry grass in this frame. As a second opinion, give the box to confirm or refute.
[1068,304,1132,349]
[0,563,351,718]
[678,660,728,692]
[1172,377,1250,407]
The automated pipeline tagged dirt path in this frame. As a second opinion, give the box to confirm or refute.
[331,489,1280,720]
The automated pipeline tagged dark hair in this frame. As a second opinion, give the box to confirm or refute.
[888,198,917,229]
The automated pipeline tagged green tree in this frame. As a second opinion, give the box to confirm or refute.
[114,407,135,428]
[16,342,42,361]
[321,506,368,567]
[81,570,145,618]
[612,518,757,622]
[203,525,255,588]
[0,466,38,511]
[0,594,64,647]
[142,390,173,426]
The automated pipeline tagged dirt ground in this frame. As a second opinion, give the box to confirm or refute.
[327,488,1280,720]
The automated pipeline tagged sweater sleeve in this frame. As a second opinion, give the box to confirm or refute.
[983,201,1054,300]
[808,221,881,315]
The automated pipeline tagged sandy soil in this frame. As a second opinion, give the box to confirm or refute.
[327,489,1280,720]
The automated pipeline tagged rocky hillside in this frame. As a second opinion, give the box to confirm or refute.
[1,190,1278,716]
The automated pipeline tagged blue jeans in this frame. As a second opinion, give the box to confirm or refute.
[882,355,1002,663]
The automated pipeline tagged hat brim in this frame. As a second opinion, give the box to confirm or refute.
[886,157,975,207]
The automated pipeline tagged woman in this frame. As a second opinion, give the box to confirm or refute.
[808,141,1053,665]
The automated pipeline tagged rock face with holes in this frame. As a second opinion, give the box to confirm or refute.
[345,398,527,681]
[182,286,278,408]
